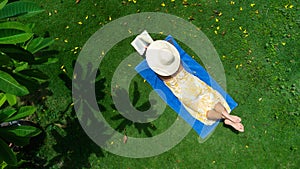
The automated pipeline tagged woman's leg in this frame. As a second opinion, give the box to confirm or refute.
[214,102,241,123]
[206,109,222,120]
[207,103,244,132]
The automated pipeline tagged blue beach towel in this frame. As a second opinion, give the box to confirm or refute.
[135,35,238,139]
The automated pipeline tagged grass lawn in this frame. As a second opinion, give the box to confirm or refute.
[18,0,299,168]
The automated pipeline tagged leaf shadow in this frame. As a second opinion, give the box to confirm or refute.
[39,61,110,169]
[110,82,160,137]
[46,114,105,169]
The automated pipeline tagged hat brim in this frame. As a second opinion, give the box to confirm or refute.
[146,40,180,76]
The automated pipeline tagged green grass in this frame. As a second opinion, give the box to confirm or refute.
[17,0,299,168]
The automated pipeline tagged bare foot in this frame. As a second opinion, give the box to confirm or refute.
[224,119,244,132]
[222,112,241,123]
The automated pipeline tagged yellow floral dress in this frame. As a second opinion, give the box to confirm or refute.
[164,68,231,125]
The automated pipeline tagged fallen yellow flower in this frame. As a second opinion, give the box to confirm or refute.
[284,4,289,9]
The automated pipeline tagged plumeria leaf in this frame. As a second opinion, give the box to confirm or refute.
[0,0,8,10]
[0,93,6,108]
[26,37,54,54]
[0,21,33,44]
[0,125,41,146]
[0,70,29,96]
[0,107,17,122]
[5,93,17,106]
[5,106,36,122]
[0,138,17,166]
[18,69,49,81]
[0,44,35,63]
[0,1,44,19]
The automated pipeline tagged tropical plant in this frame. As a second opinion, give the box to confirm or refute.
[0,0,56,167]
[0,106,41,168]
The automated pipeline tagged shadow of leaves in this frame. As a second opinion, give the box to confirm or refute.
[110,82,160,137]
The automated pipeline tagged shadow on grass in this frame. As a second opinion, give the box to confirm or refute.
[20,110,107,169]
[110,82,159,137]
[48,61,110,168]
[19,61,112,168]
[20,81,53,109]
[46,114,105,169]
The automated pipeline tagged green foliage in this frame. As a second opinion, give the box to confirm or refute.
[0,106,42,167]
[5,93,17,106]
[0,70,29,96]
[5,106,36,122]
[0,1,44,20]
[0,106,41,166]
[0,108,16,122]
[0,124,41,146]
[0,21,33,44]
[0,0,55,94]
[0,0,8,10]
[0,0,54,168]
[26,37,54,54]
[0,0,296,168]
[0,93,6,107]
[0,138,17,167]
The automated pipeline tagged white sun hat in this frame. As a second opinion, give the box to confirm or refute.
[145,40,180,76]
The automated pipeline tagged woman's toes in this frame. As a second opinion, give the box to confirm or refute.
[224,119,244,132]
[222,112,241,123]
[231,115,242,123]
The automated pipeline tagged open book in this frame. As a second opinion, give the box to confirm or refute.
[131,30,153,56]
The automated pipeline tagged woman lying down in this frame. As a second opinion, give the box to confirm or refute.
[145,40,244,132]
